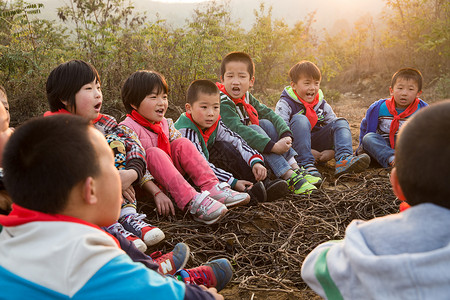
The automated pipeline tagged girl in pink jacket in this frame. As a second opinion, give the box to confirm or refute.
[120,71,249,224]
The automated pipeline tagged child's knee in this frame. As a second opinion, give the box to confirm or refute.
[290,114,310,130]
[362,132,380,147]
[333,118,350,129]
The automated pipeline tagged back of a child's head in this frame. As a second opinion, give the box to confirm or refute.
[3,115,100,214]
[186,80,219,105]
[46,60,100,112]
[289,60,321,83]
[220,51,255,79]
[121,70,168,113]
[396,100,450,209]
[391,67,423,91]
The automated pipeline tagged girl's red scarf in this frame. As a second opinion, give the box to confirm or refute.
[186,113,220,144]
[293,90,320,129]
[43,108,102,123]
[216,82,259,125]
[386,97,420,148]
[127,110,171,157]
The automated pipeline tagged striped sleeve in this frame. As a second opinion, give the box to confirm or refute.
[216,120,264,168]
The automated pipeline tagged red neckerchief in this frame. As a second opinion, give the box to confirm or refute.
[43,108,72,117]
[216,82,259,125]
[43,109,102,124]
[386,97,420,148]
[127,110,171,157]
[293,90,320,129]
[186,113,220,144]
[0,204,120,248]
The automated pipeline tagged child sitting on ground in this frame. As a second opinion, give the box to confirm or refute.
[0,114,231,299]
[301,100,450,299]
[357,67,428,168]
[175,79,288,203]
[120,71,250,224]
[217,51,316,195]
[45,60,164,252]
[276,60,370,180]
[0,86,13,216]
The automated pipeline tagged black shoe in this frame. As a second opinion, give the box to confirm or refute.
[263,178,289,201]
[246,181,266,205]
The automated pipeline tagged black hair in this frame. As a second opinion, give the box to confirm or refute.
[3,115,100,213]
[46,60,100,113]
[220,51,255,79]
[289,60,322,83]
[396,100,450,208]
[121,70,168,113]
[186,79,220,105]
[391,68,423,91]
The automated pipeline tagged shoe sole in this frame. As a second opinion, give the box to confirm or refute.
[143,228,166,246]
[248,181,267,205]
[193,207,228,225]
[175,243,190,271]
[335,155,371,176]
[225,194,251,208]
[266,180,289,201]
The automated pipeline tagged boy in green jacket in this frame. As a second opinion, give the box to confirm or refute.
[217,52,317,195]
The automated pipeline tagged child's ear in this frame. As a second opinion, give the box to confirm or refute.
[416,90,423,97]
[389,87,394,96]
[220,76,224,83]
[249,76,255,88]
[290,81,296,90]
[82,177,98,205]
[390,168,406,201]
[185,103,192,114]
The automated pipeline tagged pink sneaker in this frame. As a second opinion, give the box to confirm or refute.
[189,191,228,225]
[208,182,250,208]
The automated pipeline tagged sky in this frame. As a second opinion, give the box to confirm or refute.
[30,0,388,31]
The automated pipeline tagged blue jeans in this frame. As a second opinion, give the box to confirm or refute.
[362,132,394,168]
[290,114,353,166]
[249,119,297,178]
[209,141,256,182]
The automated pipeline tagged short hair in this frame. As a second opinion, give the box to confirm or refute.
[220,51,255,79]
[395,100,450,209]
[391,68,423,91]
[186,80,219,105]
[121,70,168,113]
[289,60,322,83]
[3,115,100,213]
[46,60,101,113]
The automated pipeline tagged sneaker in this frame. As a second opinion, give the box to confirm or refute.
[262,178,289,201]
[120,213,165,246]
[175,258,233,292]
[208,182,250,208]
[150,242,190,276]
[107,222,147,252]
[298,165,322,187]
[246,181,266,205]
[189,191,228,225]
[335,154,370,176]
[286,171,317,195]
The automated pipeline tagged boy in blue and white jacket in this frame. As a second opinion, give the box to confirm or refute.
[175,80,288,203]
[0,115,225,300]
[301,100,450,299]
[276,60,370,180]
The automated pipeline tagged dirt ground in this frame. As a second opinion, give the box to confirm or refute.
[139,92,401,300]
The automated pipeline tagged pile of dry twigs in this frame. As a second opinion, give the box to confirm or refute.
[140,169,398,293]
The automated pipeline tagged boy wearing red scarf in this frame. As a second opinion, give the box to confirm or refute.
[218,52,316,195]
[357,68,428,168]
[276,60,371,178]
[175,80,289,204]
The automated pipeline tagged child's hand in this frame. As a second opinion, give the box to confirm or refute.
[199,286,224,300]
[235,180,253,192]
[118,169,138,192]
[252,163,267,181]
[311,149,322,162]
[154,191,175,216]
[271,137,292,154]
[122,186,136,203]
[318,149,335,162]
